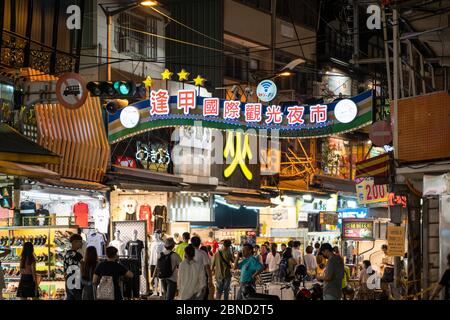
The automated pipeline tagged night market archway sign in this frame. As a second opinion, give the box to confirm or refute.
[108,90,373,144]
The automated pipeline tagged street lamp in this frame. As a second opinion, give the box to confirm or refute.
[140,1,159,6]
[99,1,159,81]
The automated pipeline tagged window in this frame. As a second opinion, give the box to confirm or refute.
[224,43,257,82]
[0,84,14,105]
[238,0,271,11]
[115,12,158,59]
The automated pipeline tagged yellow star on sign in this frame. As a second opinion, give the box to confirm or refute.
[193,75,205,87]
[143,76,153,89]
[177,69,190,82]
[161,69,173,81]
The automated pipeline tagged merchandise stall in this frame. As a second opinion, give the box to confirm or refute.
[0,225,79,299]
[216,229,257,248]
[299,193,340,246]
[0,184,110,300]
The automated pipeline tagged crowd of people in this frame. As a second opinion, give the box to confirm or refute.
[1,233,450,301]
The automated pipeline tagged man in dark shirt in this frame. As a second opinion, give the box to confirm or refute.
[430,253,450,300]
[94,246,133,300]
[320,243,344,300]
[63,234,83,300]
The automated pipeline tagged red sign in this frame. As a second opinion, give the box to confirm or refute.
[369,120,393,147]
[342,219,374,241]
[56,73,88,110]
[388,193,407,208]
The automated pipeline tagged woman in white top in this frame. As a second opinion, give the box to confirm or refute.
[265,243,281,278]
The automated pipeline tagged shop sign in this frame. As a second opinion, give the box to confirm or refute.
[135,141,170,172]
[388,193,407,208]
[342,218,374,241]
[108,90,373,143]
[272,208,289,221]
[223,131,253,181]
[337,208,368,219]
[387,226,405,256]
[120,106,140,129]
[300,194,338,213]
[256,80,277,102]
[356,177,389,205]
[319,212,338,225]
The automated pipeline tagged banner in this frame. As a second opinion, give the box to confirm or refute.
[342,219,374,241]
[387,226,406,256]
[108,90,373,143]
[355,153,390,180]
[356,177,389,205]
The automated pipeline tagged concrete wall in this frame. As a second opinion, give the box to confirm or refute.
[224,0,316,62]
[80,0,165,82]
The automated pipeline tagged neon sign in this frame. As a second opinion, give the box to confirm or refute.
[108,90,373,144]
[223,131,253,181]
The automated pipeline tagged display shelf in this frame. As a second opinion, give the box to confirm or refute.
[0,262,47,266]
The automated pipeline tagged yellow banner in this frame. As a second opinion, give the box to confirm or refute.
[356,177,389,205]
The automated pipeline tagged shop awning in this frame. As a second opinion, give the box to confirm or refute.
[0,160,59,179]
[39,178,109,191]
[105,165,185,191]
[0,124,60,165]
[311,174,356,193]
[110,165,184,184]
[224,195,274,208]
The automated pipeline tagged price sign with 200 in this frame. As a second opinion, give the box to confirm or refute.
[365,184,386,201]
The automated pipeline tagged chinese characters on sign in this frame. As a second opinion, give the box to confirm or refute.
[387,226,405,256]
[146,90,331,125]
[223,131,253,181]
[150,90,169,116]
[342,219,374,241]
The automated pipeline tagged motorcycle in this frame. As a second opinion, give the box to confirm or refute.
[282,265,323,300]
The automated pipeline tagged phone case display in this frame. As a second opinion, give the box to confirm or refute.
[112,221,148,298]
[0,226,78,300]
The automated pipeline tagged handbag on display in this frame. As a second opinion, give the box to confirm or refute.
[96,276,115,300]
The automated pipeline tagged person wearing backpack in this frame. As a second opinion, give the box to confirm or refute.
[212,240,233,300]
[93,246,133,300]
[157,238,181,300]
[280,247,297,282]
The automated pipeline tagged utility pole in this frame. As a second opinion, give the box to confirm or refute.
[271,0,277,73]
[382,7,392,101]
[392,7,399,160]
[353,0,359,67]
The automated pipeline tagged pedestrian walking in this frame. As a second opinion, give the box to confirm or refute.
[320,243,344,300]
[212,240,233,300]
[178,245,206,300]
[158,238,181,300]
[93,246,133,300]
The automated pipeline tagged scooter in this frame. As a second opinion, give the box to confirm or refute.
[240,284,280,300]
[282,265,323,300]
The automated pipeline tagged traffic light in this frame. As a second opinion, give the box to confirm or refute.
[105,99,129,114]
[86,81,145,98]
